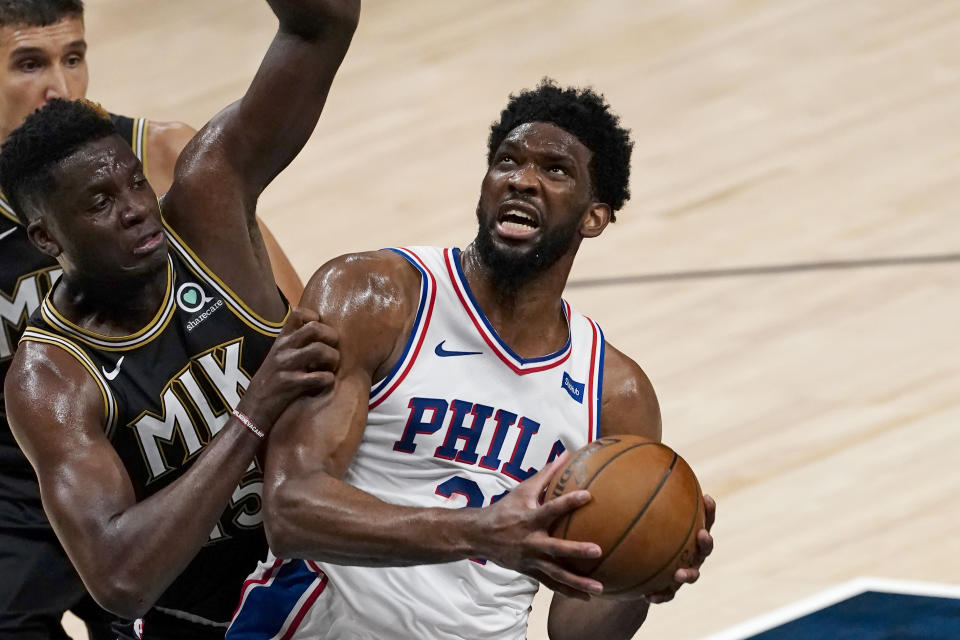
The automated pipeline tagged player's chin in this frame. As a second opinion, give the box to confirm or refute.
[119,248,168,277]
[487,233,544,264]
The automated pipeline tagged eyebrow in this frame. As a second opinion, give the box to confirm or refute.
[10,39,87,56]
[539,151,575,164]
[78,157,141,192]
[501,141,573,158]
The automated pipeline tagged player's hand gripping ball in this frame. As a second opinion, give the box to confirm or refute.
[545,435,705,597]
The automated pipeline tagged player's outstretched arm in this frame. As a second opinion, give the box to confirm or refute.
[160,0,359,314]
[146,119,305,303]
[547,347,716,638]
[263,252,604,598]
[3,311,336,619]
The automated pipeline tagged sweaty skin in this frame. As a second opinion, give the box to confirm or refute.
[4,0,357,619]
[262,121,715,638]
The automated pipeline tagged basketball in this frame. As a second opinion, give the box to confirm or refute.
[545,435,705,597]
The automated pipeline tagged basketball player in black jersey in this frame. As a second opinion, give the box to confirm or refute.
[0,3,302,638]
[0,0,357,637]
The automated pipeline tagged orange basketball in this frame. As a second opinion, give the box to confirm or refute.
[545,435,705,597]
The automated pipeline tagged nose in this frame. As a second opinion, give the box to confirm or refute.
[118,197,150,229]
[507,161,539,194]
[43,66,70,102]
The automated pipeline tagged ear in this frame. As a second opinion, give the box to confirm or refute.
[26,218,62,259]
[580,202,611,239]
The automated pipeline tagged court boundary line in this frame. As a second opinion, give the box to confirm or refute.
[566,252,960,288]
[702,577,960,640]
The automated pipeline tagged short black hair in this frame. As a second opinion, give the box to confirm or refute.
[487,78,633,220]
[0,98,114,224]
[0,0,83,28]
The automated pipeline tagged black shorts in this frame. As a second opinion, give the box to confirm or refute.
[0,529,114,640]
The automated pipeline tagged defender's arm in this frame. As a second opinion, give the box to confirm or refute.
[162,0,359,279]
[146,119,304,303]
[4,315,334,619]
[264,252,603,597]
[4,344,264,619]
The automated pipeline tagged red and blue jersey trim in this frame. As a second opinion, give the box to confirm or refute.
[444,248,572,375]
[585,317,605,442]
[227,559,328,640]
[369,248,437,410]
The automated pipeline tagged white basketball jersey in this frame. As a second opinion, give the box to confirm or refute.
[228,247,606,640]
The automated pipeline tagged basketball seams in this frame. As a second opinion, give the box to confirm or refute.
[605,474,703,596]
[557,441,661,541]
[588,452,678,577]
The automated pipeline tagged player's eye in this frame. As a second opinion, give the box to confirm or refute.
[548,166,568,176]
[64,53,84,67]
[131,173,148,189]
[89,194,111,213]
[498,154,516,165]
[17,59,41,73]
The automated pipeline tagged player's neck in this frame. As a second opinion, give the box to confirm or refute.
[51,264,170,336]
[460,244,573,358]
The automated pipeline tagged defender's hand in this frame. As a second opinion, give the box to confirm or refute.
[471,454,604,600]
[646,494,716,604]
[237,307,339,431]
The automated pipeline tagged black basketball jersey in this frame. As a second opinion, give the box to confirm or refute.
[21,221,284,626]
[0,114,149,531]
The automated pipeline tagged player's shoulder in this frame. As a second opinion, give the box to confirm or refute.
[307,249,421,297]
[303,249,426,376]
[146,119,196,153]
[304,249,423,328]
[5,338,111,465]
[600,342,662,441]
[4,338,101,420]
[145,120,196,186]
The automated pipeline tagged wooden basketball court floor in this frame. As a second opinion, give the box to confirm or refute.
[63,0,960,637]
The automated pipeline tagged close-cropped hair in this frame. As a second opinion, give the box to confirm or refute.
[487,78,634,220]
[0,0,83,28]
[0,98,114,224]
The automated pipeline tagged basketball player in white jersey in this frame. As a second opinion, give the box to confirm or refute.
[227,80,715,640]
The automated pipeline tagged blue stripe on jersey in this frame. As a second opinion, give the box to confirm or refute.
[369,248,429,399]
[595,322,606,440]
[226,561,317,639]
[450,248,571,365]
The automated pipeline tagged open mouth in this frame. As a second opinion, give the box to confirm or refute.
[496,204,540,240]
[133,230,164,256]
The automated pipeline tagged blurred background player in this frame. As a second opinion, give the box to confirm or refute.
[0,2,303,638]
[227,81,714,640]
[0,0,358,637]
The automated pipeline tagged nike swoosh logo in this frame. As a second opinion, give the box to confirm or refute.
[0,227,17,242]
[434,341,482,358]
[102,356,125,381]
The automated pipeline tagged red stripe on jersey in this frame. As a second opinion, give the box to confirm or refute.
[586,319,600,443]
[278,573,329,640]
[443,249,570,375]
[369,248,436,410]
[231,557,284,622]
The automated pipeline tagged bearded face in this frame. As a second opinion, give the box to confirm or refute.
[473,122,596,290]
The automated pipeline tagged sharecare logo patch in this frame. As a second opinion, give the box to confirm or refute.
[176,281,213,313]
[185,298,224,332]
